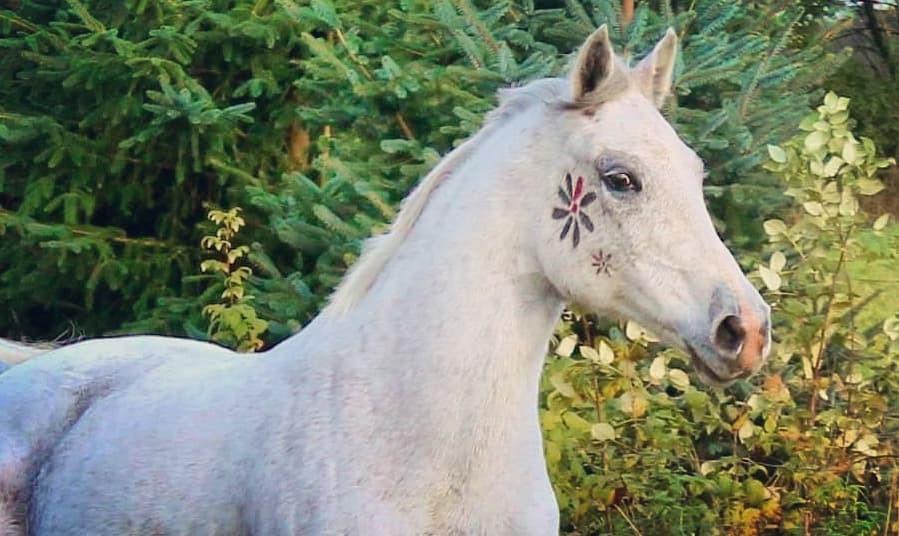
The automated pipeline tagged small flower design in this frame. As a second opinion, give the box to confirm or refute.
[592,250,612,276]
[552,173,596,248]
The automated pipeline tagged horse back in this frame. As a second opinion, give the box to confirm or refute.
[0,335,236,534]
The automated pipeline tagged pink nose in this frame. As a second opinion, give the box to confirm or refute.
[711,309,770,374]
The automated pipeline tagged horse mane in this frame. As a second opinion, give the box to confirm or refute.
[324,63,633,315]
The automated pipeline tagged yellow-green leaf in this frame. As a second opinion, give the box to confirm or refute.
[830,110,849,124]
[798,114,817,131]
[857,178,885,196]
[699,461,716,476]
[770,251,786,272]
[873,213,890,231]
[809,160,825,176]
[550,373,576,398]
[625,320,651,341]
[802,201,823,216]
[597,340,615,365]
[591,422,616,441]
[649,356,667,381]
[823,156,843,177]
[669,369,690,390]
[738,420,755,442]
[842,140,860,164]
[579,345,600,362]
[839,191,858,216]
[555,334,577,357]
[854,434,879,456]
[767,144,786,163]
[758,265,782,291]
[804,130,828,152]
[763,219,787,236]
[562,412,591,434]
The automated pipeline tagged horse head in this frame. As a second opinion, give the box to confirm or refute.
[533,27,771,385]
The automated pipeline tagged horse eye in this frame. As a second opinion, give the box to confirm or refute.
[603,171,641,193]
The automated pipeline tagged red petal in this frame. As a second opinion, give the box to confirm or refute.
[573,176,584,200]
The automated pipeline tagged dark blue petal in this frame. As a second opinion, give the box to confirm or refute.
[579,212,594,232]
[559,217,572,241]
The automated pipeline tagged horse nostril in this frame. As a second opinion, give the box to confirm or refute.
[713,315,745,355]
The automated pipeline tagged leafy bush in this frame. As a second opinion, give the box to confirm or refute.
[541,93,898,535]
[827,61,899,162]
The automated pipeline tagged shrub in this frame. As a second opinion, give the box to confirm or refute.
[200,207,268,352]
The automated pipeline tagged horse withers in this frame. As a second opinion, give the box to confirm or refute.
[0,26,770,535]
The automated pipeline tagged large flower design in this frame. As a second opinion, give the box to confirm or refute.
[552,173,596,248]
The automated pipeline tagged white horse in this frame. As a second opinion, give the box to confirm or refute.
[0,26,771,535]
[0,341,44,375]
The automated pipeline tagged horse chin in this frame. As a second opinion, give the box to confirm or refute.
[642,324,739,388]
[684,343,739,388]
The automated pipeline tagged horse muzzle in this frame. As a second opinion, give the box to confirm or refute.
[683,284,772,386]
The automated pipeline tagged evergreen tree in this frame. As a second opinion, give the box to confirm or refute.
[1,0,317,337]
[0,1,840,342]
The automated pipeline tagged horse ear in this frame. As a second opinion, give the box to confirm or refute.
[570,25,615,101]
[633,28,678,108]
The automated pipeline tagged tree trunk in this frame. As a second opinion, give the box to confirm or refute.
[860,0,896,78]
[622,0,634,28]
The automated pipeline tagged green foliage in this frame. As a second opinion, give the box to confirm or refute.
[0,0,839,341]
[827,60,899,160]
[200,207,267,352]
[0,0,320,337]
[824,0,899,161]
[542,94,899,535]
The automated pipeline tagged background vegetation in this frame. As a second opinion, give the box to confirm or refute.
[2,0,898,533]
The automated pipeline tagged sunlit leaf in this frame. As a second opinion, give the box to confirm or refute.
[804,130,828,152]
[802,201,823,216]
[555,334,577,357]
[770,251,786,272]
[767,144,786,163]
[841,139,859,164]
[763,219,787,236]
[649,356,666,381]
[758,265,781,291]
[738,420,754,441]
[669,369,690,390]
[857,178,885,196]
[579,345,600,362]
[591,422,616,441]
[597,340,615,365]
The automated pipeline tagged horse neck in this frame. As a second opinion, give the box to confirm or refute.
[294,111,564,457]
